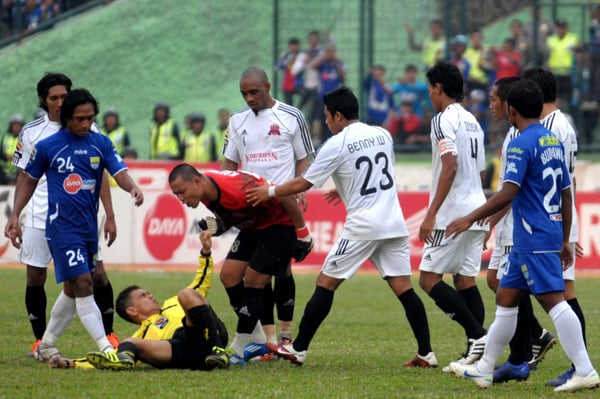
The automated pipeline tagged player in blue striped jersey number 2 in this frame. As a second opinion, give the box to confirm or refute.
[4,89,143,360]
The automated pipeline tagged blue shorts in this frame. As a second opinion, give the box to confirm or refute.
[48,238,98,283]
[499,251,565,295]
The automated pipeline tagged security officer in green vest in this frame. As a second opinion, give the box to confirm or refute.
[150,102,181,160]
[101,107,131,157]
[182,113,218,162]
[1,114,25,184]
[546,18,581,111]
[210,108,229,161]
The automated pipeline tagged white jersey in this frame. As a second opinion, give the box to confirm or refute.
[13,114,100,229]
[429,103,487,230]
[496,126,520,247]
[223,100,314,184]
[541,109,578,242]
[302,122,408,240]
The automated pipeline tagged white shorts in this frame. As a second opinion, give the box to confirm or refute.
[17,227,52,268]
[322,236,411,280]
[488,245,512,280]
[562,242,576,281]
[419,230,485,277]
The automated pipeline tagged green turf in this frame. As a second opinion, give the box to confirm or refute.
[0,268,598,398]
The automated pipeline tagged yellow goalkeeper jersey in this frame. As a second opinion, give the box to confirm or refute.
[131,255,213,341]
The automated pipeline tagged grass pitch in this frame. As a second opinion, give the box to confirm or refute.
[0,268,598,399]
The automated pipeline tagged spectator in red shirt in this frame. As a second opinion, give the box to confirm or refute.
[387,101,428,145]
[493,38,522,79]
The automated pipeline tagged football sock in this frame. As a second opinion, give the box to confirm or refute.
[117,341,140,361]
[250,320,267,344]
[398,288,432,356]
[75,295,112,352]
[458,285,485,326]
[529,314,543,339]
[478,306,518,373]
[567,297,587,347]
[188,304,222,347]
[25,285,47,340]
[549,301,593,376]
[274,274,295,322]
[429,281,486,339]
[508,296,533,365]
[93,281,115,335]
[230,333,250,357]
[225,282,245,315]
[236,287,264,334]
[262,324,277,344]
[42,291,75,345]
[293,286,334,352]
[260,281,275,326]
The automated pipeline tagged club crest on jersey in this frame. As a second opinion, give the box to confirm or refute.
[267,124,281,136]
[63,173,83,194]
[89,156,100,170]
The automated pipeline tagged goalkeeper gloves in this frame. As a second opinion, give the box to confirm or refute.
[292,226,313,262]
[198,216,226,236]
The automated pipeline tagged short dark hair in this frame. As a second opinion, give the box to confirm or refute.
[288,37,300,45]
[405,64,417,73]
[115,285,140,324]
[507,79,543,119]
[59,88,99,127]
[426,62,464,101]
[494,77,521,101]
[36,73,72,111]
[522,67,557,103]
[168,163,201,183]
[323,86,359,120]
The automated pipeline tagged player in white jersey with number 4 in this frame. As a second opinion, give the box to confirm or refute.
[12,73,119,358]
[418,62,488,371]
[246,87,436,367]
[522,67,588,387]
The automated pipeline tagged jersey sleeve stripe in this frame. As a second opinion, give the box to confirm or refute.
[278,103,314,154]
[432,113,443,141]
[22,117,46,130]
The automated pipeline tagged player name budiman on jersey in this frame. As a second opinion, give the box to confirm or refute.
[346,135,386,153]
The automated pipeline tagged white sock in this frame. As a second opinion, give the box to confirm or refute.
[549,301,593,376]
[42,291,76,346]
[249,321,266,344]
[230,333,250,357]
[478,306,518,373]
[75,295,113,352]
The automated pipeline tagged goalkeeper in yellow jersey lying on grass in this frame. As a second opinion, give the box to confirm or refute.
[49,231,230,370]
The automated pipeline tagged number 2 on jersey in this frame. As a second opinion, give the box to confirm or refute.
[355,152,393,196]
[542,166,563,214]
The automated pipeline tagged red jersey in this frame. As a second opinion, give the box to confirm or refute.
[203,170,293,230]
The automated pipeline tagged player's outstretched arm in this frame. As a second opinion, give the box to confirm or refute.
[446,183,518,239]
[188,231,214,298]
[100,170,117,247]
[113,171,144,206]
[245,176,313,206]
[5,173,38,248]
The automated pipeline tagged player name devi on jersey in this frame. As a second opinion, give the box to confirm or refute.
[347,134,386,153]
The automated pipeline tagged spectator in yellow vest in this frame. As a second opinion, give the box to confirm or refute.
[182,113,218,163]
[1,113,25,184]
[101,107,131,157]
[464,29,491,94]
[546,18,580,112]
[211,108,229,161]
[150,102,181,160]
[405,20,445,71]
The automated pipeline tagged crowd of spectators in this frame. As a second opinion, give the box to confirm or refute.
[0,0,101,40]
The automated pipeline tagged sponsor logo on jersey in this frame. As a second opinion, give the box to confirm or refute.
[143,193,186,261]
[74,149,88,155]
[89,156,100,170]
[267,124,281,136]
[63,173,83,194]
[244,152,278,163]
[154,317,169,329]
[539,135,559,147]
[506,162,518,175]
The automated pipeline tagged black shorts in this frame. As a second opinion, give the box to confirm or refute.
[226,225,295,277]
[165,323,213,370]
